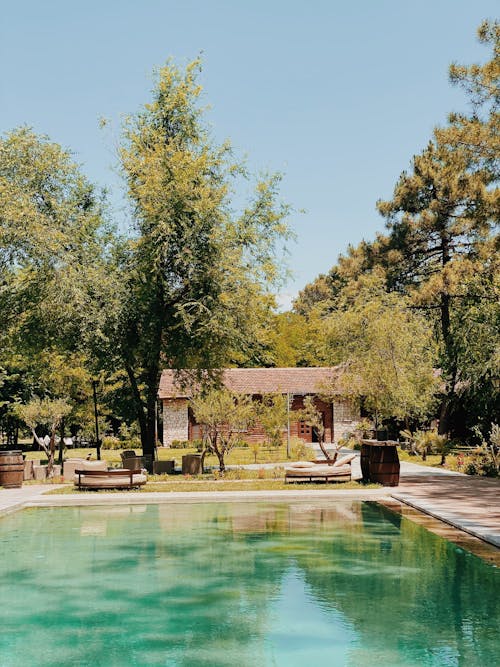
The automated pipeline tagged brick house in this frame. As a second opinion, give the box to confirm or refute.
[158,367,359,446]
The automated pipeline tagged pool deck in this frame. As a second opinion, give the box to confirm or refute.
[1,459,499,550]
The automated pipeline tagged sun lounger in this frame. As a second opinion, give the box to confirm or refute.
[74,469,147,490]
[63,458,102,479]
[74,461,147,490]
[285,453,356,483]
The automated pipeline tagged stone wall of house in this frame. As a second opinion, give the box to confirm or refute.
[333,399,359,443]
[163,395,360,446]
[162,399,189,446]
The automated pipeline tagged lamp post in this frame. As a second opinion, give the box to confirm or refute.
[92,379,101,460]
[286,392,291,459]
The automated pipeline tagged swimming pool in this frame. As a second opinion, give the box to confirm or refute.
[0,501,498,666]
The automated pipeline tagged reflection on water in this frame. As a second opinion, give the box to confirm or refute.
[0,501,498,666]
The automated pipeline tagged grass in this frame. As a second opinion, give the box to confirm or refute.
[23,444,298,467]
[397,449,463,471]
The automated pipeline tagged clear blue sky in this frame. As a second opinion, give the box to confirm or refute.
[1,1,498,307]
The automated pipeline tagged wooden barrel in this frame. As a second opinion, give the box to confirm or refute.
[369,444,400,486]
[360,444,371,480]
[0,451,24,488]
[361,441,400,486]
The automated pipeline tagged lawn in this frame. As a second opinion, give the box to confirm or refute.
[23,444,298,467]
[397,449,463,471]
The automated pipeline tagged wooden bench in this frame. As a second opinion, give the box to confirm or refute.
[74,468,147,490]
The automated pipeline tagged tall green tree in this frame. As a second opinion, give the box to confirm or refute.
[435,20,499,179]
[377,23,499,435]
[321,272,439,427]
[0,127,109,352]
[0,128,111,449]
[101,60,289,462]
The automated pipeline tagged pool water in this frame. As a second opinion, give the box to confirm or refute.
[0,501,498,666]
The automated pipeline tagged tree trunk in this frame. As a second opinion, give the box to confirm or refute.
[438,234,457,438]
[47,426,57,477]
[216,449,226,474]
[124,362,150,465]
[318,436,337,464]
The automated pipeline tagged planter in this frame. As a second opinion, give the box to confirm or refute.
[33,463,62,481]
[0,451,24,488]
[182,454,202,475]
[33,464,47,481]
[153,460,175,474]
[24,459,34,481]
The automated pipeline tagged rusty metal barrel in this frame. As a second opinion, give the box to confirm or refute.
[0,450,24,488]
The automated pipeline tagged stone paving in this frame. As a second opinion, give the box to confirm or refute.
[0,458,499,552]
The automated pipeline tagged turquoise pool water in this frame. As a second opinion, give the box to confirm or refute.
[0,501,498,666]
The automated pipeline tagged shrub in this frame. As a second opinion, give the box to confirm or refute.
[464,448,499,477]
[400,429,449,462]
[290,437,307,460]
[101,436,121,450]
[171,439,204,451]
[118,423,141,449]
[171,440,191,449]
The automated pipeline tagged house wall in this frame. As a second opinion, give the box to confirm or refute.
[162,394,359,446]
[162,399,189,446]
[333,399,359,443]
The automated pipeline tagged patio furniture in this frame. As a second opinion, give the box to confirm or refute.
[63,458,93,479]
[153,460,175,474]
[74,460,147,490]
[182,454,202,475]
[285,453,356,483]
[120,450,144,471]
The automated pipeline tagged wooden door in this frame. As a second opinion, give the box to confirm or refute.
[298,421,312,443]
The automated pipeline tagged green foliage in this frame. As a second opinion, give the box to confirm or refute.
[464,448,499,477]
[190,389,257,472]
[257,393,289,448]
[467,422,500,476]
[95,58,290,458]
[170,439,204,451]
[289,437,308,460]
[264,311,323,367]
[400,428,450,462]
[0,127,109,353]
[101,436,121,450]
[489,423,500,448]
[170,439,192,449]
[321,273,439,423]
[292,23,499,440]
[14,397,72,474]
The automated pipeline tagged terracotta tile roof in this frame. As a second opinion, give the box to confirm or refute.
[158,367,342,399]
